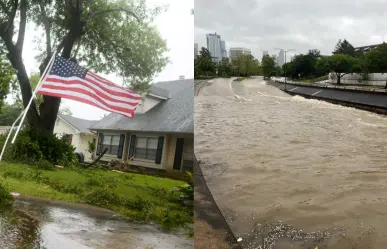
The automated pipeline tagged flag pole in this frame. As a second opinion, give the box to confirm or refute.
[0,109,26,161]
[11,52,57,144]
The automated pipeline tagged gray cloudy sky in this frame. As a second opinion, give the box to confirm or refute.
[194,0,387,60]
[9,0,193,120]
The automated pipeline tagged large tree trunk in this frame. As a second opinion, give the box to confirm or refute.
[336,74,341,84]
[36,32,79,134]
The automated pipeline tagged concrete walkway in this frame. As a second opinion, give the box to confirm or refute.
[194,79,241,249]
[194,157,240,249]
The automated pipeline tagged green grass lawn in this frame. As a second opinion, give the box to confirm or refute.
[0,162,193,229]
[293,75,328,83]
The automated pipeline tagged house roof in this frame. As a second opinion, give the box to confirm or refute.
[90,78,194,133]
[354,44,381,51]
[58,114,99,134]
[150,84,170,98]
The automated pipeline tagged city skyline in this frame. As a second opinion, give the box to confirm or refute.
[195,0,387,64]
[206,32,227,62]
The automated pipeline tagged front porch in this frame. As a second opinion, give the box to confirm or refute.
[95,130,193,174]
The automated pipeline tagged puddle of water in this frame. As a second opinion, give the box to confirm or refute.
[0,199,193,249]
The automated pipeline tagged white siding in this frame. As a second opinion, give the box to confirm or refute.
[0,126,12,135]
[135,96,162,114]
[328,73,387,86]
[54,118,77,135]
[54,117,96,162]
[78,134,96,162]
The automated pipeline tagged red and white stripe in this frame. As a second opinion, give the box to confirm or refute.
[37,71,142,118]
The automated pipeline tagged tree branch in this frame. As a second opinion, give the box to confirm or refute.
[85,8,140,23]
[39,2,52,57]
[0,0,18,35]
[16,0,26,51]
[0,2,10,15]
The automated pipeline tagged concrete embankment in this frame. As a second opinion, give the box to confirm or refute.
[269,81,387,115]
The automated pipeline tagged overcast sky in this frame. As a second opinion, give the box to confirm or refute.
[11,0,193,120]
[195,0,386,60]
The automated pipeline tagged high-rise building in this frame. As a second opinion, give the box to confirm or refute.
[271,54,278,65]
[206,33,222,62]
[229,47,251,61]
[194,43,198,58]
[220,40,227,58]
[263,50,269,57]
[278,49,285,67]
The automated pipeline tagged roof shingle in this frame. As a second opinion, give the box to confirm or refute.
[90,79,194,133]
[59,114,99,134]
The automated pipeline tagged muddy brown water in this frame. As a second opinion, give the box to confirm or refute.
[195,77,387,249]
[0,199,193,249]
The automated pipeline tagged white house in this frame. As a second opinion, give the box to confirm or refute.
[90,79,194,174]
[54,114,99,162]
[0,126,13,135]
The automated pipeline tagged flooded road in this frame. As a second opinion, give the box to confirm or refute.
[195,77,387,248]
[0,198,193,249]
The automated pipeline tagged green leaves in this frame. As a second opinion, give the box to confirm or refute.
[194,47,216,77]
[261,55,275,78]
[31,0,169,92]
[334,39,356,57]
[0,56,15,111]
[317,54,359,74]
[365,42,387,73]
[231,54,260,77]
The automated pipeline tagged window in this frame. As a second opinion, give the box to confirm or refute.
[62,134,73,145]
[135,137,158,161]
[102,135,120,155]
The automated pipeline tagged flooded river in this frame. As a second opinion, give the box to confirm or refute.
[195,77,387,248]
[0,198,193,249]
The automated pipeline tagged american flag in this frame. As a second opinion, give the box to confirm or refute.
[37,56,142,118]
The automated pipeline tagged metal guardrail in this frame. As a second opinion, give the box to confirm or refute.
[273,80,387,93]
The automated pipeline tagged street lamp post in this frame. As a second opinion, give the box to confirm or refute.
[275,48,295,91]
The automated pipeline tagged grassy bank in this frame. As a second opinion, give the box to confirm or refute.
[233,77,249,82]
[293,75,328,83]
[0,162,193,229]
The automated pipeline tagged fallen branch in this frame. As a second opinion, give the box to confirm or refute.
[83,147,108,168]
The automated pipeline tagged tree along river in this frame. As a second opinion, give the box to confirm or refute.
[195,77,387,249]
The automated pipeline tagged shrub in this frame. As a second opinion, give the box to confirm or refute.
[179,184,194,200]
[3,170,25,180]
[84,177,105,187]
[83,188,123,207]
[0,128,77,167]
[37,159,56,171]
[0,182,14,206]
[124,196,152,211]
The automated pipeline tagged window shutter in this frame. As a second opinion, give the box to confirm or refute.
[117,134,125,159]
[96,133,104,155]
[173,138,184,170]
[155,136,165,164]
[128,135,136,158]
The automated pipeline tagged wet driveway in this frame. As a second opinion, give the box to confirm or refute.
[0,198,193,249]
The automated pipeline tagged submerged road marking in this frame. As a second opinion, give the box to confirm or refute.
[289,87,299,91]
[311,90,323,96]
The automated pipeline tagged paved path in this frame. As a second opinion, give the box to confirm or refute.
[194,157,240,249]
[194,78,241,249]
